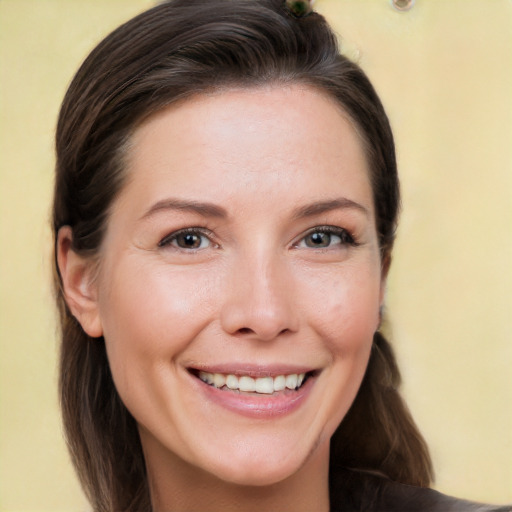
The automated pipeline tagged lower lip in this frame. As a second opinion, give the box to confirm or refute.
[191,373,315,419]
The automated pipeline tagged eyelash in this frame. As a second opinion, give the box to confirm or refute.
[293,225,358,250]
[157,225,358,251]
[158,227,214,250]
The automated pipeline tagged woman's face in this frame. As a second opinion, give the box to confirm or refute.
[83,85,385,486]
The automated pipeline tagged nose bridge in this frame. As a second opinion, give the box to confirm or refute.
[220,245,298,340]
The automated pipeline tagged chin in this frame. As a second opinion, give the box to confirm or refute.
[209,453,308,488]
[200,431,327,488]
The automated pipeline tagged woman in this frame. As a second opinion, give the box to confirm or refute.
[52,0,511,511]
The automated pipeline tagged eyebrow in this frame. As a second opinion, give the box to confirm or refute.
[140,198,228,220]
[292,198,369,219]
[140,196,369,222]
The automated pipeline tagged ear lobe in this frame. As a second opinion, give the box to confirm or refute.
[57,226,103,338]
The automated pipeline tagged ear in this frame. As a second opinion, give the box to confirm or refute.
[57,226,103,338]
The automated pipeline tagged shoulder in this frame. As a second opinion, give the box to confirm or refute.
[329,466,512,512]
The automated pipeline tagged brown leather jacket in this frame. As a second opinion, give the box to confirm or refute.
[330,467,512,512]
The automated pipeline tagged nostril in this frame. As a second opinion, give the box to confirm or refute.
[235,327,291,338]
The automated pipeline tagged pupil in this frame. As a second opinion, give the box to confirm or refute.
[310,232,329,246]
[182,234,199,247]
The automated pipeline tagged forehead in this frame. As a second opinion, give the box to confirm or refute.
[121,84,373,216]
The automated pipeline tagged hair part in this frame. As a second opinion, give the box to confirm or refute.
[53,1,430,510]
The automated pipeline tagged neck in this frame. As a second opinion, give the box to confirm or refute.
[141,433,331,512]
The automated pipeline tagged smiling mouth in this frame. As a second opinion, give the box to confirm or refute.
[191,370,314,395]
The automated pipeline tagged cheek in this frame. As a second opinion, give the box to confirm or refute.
[97,259,218,391]
[309,267,380,435]
[299,263,381,353]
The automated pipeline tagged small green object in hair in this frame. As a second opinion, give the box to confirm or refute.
[285,0,313,17]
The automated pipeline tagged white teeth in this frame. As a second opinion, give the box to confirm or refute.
[198,371,307,394]
[199,371,213,385]
[239,376,256,392]
[255,377,274,394]
[213,373,226,387]
[285,374,298,390]
[226,374,239,390]
[273,375,286,391]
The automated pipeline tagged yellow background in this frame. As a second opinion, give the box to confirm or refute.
[0,0,510,510]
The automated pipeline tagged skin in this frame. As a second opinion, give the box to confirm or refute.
[58,84,387,512]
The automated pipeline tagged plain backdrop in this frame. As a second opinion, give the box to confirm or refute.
[0,0,511,510]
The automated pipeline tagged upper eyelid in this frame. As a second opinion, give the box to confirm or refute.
[296,225,352,239]
[301,225,346,234]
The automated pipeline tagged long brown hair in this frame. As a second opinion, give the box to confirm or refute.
[53,1,432,510]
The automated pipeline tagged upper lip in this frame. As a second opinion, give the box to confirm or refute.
[187,363,318,378]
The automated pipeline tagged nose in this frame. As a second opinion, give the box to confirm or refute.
[219,251,299,341]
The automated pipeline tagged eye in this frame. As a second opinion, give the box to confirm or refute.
[158,228,212,250]
[296,226,356,249]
